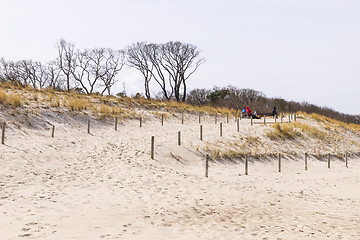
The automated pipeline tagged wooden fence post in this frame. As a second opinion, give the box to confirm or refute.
[237,118,239,132]
[328,153,331,168]
[161,114,164,126]
[305,152,308,171]
[87,119,90,134]
[151,136,154,159]
[205,155,209,177]
[1,121,5,144]
[294,113,297,122]
[182,113,184,124]
[51,125,55,138]
[140,116,142,127]
[281,115,283,124]
[345,152,348,168]
[251,117,253,126]
[215,113,217,124]
[245,154,248,175]
[288,114,291,123]
[178,131,181,146]
[115,117,118,131]
[200,125,203,141]
[278,153,281,172]
[264,116,266,126]
[220,122,222,137]
[227,113,229,123]
[199,112,201,124]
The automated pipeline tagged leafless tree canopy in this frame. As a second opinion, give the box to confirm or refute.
[70,48,125,95]
[1,40,125,95]
[161,41,205,101]
[99,49,125,96]
[0,58,63,89]
[126,41,205,101]
[46,61,63,90]
[57,39,76,92]
[126,42,153,99]
[2,39,203,99]
[0,58,23,85]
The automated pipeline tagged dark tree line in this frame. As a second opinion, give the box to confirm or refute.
[187,86,360,124]
[0,39,204,100]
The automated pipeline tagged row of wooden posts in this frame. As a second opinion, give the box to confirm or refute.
[0,112,296,145]
[204,152,349,177]
[149,134,350,177]
[0,116,352,179]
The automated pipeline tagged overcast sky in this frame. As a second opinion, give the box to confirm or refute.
[1,0,359,115]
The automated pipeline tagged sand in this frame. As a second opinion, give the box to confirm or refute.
[0,109,360,239]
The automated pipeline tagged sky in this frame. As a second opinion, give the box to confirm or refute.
[0,0,359,115]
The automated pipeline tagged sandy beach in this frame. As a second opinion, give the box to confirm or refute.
[1,107,360,239]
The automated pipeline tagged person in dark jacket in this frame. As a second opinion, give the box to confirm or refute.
[272,106,278,119]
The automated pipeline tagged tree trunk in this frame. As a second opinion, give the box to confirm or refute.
[182,81,187,102]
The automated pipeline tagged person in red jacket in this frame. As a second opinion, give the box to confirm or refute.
[246,106,252,118]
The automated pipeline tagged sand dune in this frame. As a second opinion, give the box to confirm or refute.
[1,107,360,239]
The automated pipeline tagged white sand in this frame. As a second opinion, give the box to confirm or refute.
[0,109,360,239]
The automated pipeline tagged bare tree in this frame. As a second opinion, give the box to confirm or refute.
[186,88,211,105]
[99,49,125,96]
[1,58,61,89]
[126,42,153,99]
[56,39,76,92]
[0,58,22,84]
[148,43,173,100]
[71,48,124,95]
[71,49,92,94]
[125,41,204,101]
[1,60,35,87]
[160,41,205,101]
[19,60,48,89]
[46,61,63,90]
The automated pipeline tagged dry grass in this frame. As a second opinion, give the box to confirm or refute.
[1,84,236,118]
[305,112,360,134]
[0,89,6,104]
[153,111,170,120]
[94,103,125,119]
[50,96,61,108]
[291,121,327,140]
[66,97,89,111]
[8,94,22,107]
[266,123,302,140]
[245,136,259,145]
[0,89,22,108]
